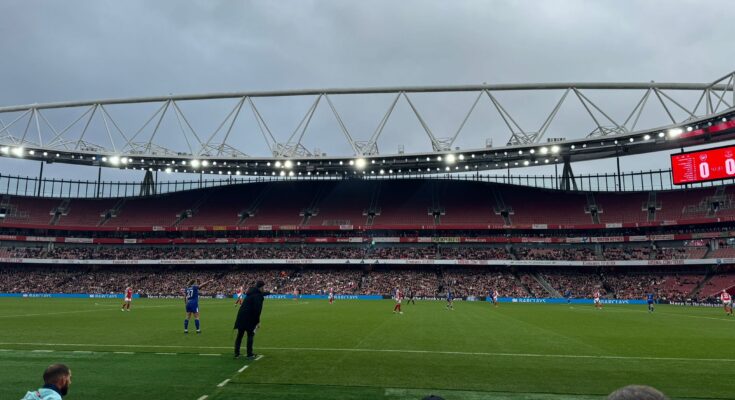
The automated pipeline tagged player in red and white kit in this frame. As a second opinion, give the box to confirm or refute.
[492,289,499,307]
[121,286,133,311]
[393,288,403,314]
[328,287,335,304]
[720,290,733,316]
[235,286,244,307]
[593,290,602,309]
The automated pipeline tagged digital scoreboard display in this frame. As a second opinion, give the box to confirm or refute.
[671,145,735,185]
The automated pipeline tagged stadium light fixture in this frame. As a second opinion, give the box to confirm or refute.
[379,169,385,174]
[201,160,209,167]
[668,128,683,137]
[518,150,523,155]
[658,132,665,138]
[570,145,575,149]
[686,126,693,132]
[523,160,530,166]
[458,154,465,160]
[355,158,367,169]
[121,157,128,165]
[191,159,200,168]
[445,154,456,164]
[109,156,120,166]
[101,156,108,162]
[529,149,535,154]
[284,160,293,169]
[628,137,634,142]
[539,147,548,155]
[28,150,35,155]
[43,152,48,156]
[288,171,294,177]
[643,134,651,140]
[165,167,172,173]
[1,146,10,155]
[274,161,282,168]
[11,147,24,157]
[236,170,241,175]
[551,145,560,154]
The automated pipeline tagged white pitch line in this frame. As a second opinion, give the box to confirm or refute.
[72,350,93,354]
[238,365,249,373]
[31,350,54,353]
[197,396,208,400]
[199,353,220,356]
[155,352,176,355]
[255,354,263,361]
[4,342,735,364]
[216,378,230,387]
[113,351,134,354]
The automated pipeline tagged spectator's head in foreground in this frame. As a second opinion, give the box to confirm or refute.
[43,364,72,396]
[256,280,265,289]
[608,385,668,400]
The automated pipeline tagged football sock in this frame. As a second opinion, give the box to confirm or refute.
[184,319,189,330]
[195,319,200,330]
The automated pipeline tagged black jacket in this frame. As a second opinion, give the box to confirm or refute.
[234,286,271,331]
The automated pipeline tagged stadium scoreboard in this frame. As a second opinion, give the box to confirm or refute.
[671,144,735,185]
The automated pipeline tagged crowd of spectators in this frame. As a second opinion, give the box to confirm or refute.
[514,247,597,261]
[0,244,711,261]
[0,264,720,300]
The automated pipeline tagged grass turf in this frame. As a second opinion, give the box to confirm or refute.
[1,298,734,399]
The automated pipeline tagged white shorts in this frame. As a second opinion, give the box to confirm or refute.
[594,298,601,304]
[724,300,732,306]
[396,299,402,304]
[124,298,132,302]
[493,297,498,302]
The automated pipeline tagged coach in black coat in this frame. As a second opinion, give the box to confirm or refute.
[234,280,271,358]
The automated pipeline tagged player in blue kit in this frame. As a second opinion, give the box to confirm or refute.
[646,293,655,313]
[184,278,213,334]
[446,288,454,310]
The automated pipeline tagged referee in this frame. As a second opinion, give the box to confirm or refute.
[234,280,271,359]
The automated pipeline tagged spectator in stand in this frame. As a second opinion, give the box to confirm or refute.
[21,364,72,400]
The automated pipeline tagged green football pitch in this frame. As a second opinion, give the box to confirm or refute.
[1,298,734,400]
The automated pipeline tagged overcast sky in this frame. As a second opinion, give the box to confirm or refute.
[0,0,732,185]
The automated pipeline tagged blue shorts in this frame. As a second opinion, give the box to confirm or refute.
[186,302,199,313]
[647,300,654,305]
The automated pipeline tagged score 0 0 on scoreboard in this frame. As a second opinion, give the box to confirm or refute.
[671,144,735,185]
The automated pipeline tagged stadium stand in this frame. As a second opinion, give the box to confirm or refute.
[3,180,735,229]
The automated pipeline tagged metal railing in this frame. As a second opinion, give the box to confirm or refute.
[0,169,732,199]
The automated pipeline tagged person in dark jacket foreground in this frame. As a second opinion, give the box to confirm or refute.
[233,280,271,359]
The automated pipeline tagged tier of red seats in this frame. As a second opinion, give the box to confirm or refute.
[1,180,732,228]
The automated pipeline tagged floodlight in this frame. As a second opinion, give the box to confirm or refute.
[668,128,683,137]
